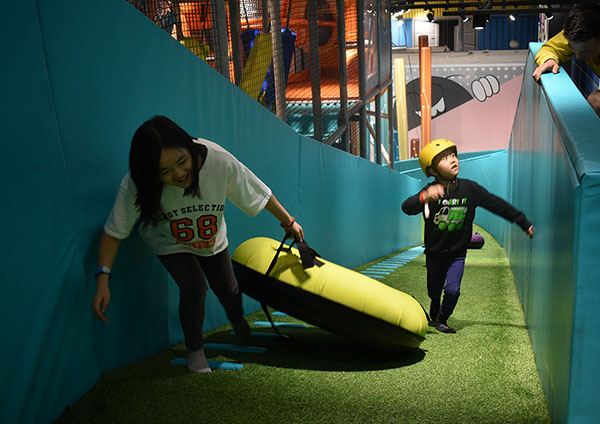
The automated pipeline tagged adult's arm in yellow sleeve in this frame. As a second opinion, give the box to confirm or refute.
[535,31,575,65]
[533,31,575,81]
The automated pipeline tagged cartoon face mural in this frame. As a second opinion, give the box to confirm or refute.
[405,76,472,130]
[393,59,526,154]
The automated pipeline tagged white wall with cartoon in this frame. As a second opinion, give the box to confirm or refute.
[400,60,525,154]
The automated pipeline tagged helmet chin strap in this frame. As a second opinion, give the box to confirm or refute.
[433,174,457,194]
[432,170,454,184]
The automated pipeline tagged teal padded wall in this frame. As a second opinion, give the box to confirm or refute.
[1,1,422,423]
[0,3,96,423]
[506,44,600,424]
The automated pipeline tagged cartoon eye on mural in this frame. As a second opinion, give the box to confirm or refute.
[404,76,472,130]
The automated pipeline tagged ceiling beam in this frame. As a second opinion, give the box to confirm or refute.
[443,7,572,16]
[391,1,576,11]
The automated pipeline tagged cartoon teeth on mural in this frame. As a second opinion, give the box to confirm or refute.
[405,76,473,130]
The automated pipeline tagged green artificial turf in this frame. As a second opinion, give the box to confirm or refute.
[56,226,550,423]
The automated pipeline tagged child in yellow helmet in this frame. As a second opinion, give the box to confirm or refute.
[402,139,534,333]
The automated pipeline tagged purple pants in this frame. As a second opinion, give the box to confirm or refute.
[158,247,243,352]
[426,255,466,319]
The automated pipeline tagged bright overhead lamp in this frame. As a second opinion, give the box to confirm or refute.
[427,9,435,22]
[473,15,486,30]
[509,13,516,21]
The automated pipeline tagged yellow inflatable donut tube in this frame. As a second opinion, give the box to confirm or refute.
[232,237,428,350]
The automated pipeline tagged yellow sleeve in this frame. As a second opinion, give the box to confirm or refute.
[535,31,575,66]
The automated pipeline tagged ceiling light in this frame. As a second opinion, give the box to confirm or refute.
[509,13,516,21]
[427,9,435,23]
[461,15,469,23]
[473,15,486,30]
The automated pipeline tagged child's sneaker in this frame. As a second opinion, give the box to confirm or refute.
[435,313,457,333]
[435,322,457,333]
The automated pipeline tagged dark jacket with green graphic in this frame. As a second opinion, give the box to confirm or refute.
[402,178,531,258]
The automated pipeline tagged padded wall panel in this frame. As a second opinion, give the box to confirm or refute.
[298,139,423,266]
[35,0,199,374]
[0,2,97,423]
[507,95,576,424]
[506,44,600,424]
[570,172,600,421]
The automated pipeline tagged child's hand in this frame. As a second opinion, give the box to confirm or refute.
[286,221,304,242]
[526,226,534,239]
[423,184,445,202]
[91,282,111,323]
[532,59,559,82]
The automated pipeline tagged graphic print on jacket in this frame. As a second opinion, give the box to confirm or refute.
[433,198,467,231]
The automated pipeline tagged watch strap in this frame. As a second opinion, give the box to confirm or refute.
[95,266,111,278]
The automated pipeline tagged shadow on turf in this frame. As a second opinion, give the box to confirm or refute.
[198,327,426,372]
[445,318,528,331]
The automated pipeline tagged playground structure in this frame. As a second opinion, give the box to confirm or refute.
[127,0,395,166]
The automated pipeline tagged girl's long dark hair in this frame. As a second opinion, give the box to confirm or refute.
[129,115,202,225]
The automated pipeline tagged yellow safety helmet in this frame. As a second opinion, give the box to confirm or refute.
[419,139,457,177]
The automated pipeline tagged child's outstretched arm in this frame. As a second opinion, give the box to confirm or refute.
[476,184,534,239]
[91,232,123,323]
[264,194,304,241]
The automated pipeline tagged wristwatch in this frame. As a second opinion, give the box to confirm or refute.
[94,266,111,278]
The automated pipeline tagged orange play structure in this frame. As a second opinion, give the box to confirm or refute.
[281,0,360,102]
[146,1,363,104]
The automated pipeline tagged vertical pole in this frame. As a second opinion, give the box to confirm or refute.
[418,34,427,73]
[262,0,269,33]
[212,0,231,81]
[228,0,242,86]
[456,17,464,52]
[172,2,184,40]
[387,84,394,169]
[419,46,432,147]
[375,93,382,165]
[267,0,287,122]
[308,0,323,141]
[394,57,408,161]
[357,0,367,158]
[384,0,394,169]
[418,35,431,148]
[336,0,350,152]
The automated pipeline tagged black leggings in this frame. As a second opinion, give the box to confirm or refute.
[157,247,243,352]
